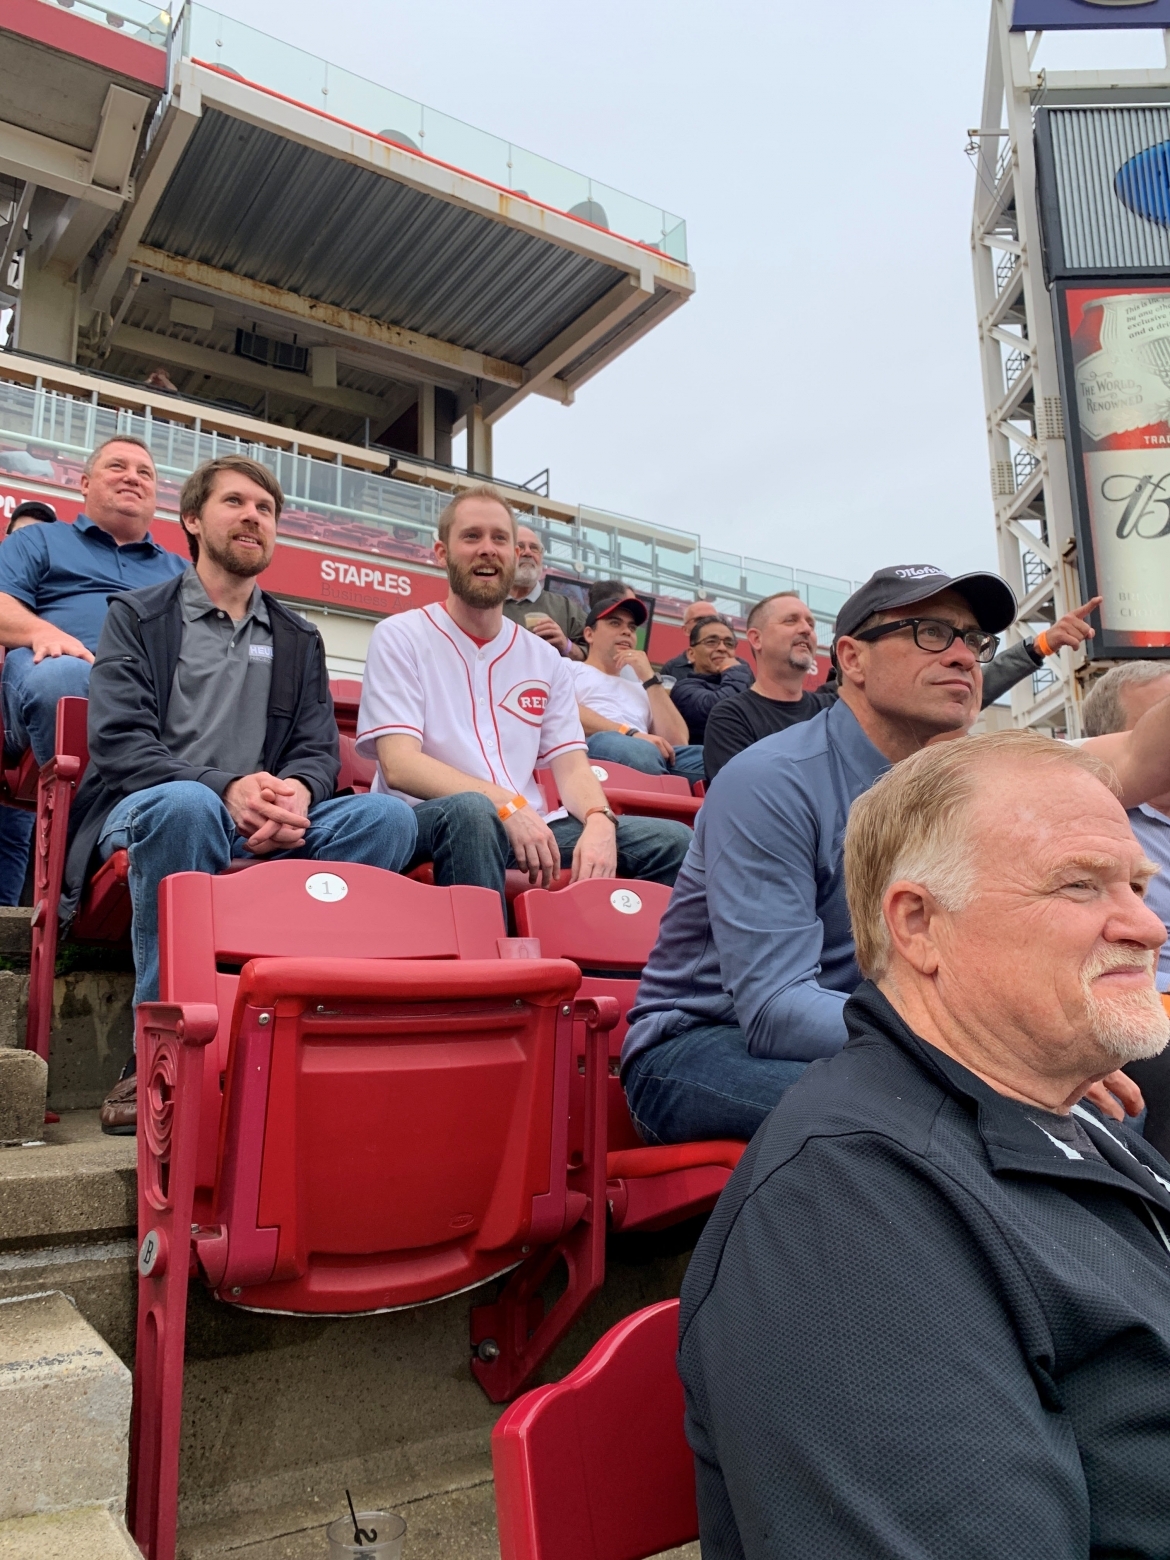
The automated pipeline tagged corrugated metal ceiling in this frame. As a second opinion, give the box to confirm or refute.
[143,111,627,366]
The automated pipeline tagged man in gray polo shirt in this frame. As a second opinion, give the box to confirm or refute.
[71,455,418,1133]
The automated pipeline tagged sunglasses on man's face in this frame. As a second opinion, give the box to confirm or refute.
[851,616,999,664]
[696,635,737,651]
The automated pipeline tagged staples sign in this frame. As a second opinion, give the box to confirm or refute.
[1012,0,1170,28]
[320,559,412,598]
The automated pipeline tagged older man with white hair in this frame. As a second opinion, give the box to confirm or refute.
[679,730,1170,1560]
[500,523,587,659]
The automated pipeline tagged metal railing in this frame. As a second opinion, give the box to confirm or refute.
[0,375,856,629]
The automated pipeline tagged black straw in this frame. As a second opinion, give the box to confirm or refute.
[346,1490,377,1547]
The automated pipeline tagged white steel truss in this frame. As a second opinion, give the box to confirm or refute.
[971,1,1170,735]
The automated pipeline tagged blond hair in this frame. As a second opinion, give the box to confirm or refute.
[844,731,1115,979]
[437,483,516,545]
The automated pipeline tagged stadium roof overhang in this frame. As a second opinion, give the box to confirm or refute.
[0,0,164,292]
[83,59,696,438]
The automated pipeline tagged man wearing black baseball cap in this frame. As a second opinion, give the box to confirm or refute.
[6,500,58,534]
[621,563,1170,1146]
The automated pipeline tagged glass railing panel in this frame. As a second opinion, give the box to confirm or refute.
[179,5,686,260]
[804,583,850,618]
[795,566,853,595]
[700,549,744,591]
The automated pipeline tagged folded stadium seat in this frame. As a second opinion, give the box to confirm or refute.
[130,861,618,1560]
[328,678,364,739]
[513,879,746,1233]
[535,763,701,827]
[492,1298,696,1560]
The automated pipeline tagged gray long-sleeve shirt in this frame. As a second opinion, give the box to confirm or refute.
[621,697,890,1069]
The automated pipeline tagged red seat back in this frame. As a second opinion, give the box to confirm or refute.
[537,765,700,825]
[153,863,583,1310]
[514,879,672,1153]
[581,761,691,797]
[329,678,364,738]
[492,1299,696,1560]
[337,732,375,793]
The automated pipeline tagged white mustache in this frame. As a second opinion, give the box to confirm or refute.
[1081,947,1156,985]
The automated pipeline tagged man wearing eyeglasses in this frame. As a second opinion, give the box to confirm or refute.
[668,614,753,746]
[621,564,1170,1146]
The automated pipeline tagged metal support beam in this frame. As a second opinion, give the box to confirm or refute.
[130,244,529,391]
[484,273,653,425]
[109,322,411,422]
[87,89,202,314]
[0,121,124,210]
[0,181,35,292]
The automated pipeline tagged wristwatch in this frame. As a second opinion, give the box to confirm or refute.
[585,805,619,828]
[642,674,663,689]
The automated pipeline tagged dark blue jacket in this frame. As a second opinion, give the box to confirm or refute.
[679,982,1170,1560]
[668,659,752,744]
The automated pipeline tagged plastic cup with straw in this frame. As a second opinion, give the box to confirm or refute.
[327,1491,406,1558]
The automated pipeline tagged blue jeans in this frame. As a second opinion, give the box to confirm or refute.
[623,1023,809,1144]
[408,791,692,913]
[0,806,32,904]
[586,731,706,783]
[99,781,418,1009]
[2,647,91,766]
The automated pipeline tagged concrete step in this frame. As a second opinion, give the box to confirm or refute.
[0,1503,142,1558]
[0,1111,137,1364]
[0,1290,132,1522]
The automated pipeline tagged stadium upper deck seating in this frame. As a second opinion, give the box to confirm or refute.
[492,1299,696,1560]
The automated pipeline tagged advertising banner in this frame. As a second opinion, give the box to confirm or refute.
[1057,284,1170,651]
[1013,0,1170,29]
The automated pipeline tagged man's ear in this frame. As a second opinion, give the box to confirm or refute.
[883,880,943,976]
[834,634,866,688]
[685,646,696,665]
[433,538,447,568]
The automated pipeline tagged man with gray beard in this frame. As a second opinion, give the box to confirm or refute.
[679,731,1170,1560]
[501,524,587,659]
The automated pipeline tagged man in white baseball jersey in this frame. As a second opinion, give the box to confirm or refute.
[356,486,692,905]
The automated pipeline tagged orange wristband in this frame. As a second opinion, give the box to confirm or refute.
[497,794,528,821]
[1034,630,1052,658]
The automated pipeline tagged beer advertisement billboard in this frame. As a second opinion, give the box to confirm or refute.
[1056,284,1170,654]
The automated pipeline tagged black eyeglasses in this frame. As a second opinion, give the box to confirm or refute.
[851,617,999,663]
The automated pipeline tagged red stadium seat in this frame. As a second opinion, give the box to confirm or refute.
[537,763,701,826]
[492,1299,696,1560]
[130,862,618,1560]
[328,677,364,738]
[514,880,746,1233]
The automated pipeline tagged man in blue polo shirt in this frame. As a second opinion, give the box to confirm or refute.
[0,436,186,767]
[622,564,1170,1145]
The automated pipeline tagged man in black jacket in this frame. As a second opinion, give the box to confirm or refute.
[75,457,417,1132]
[680,730,1170,1559]
[668,614,752,745]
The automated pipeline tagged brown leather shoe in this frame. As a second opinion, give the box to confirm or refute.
[100,1073,137,1135]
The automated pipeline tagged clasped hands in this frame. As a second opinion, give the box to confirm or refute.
[223,772,312,855]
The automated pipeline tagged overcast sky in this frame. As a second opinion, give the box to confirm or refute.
[216,1,1166,586]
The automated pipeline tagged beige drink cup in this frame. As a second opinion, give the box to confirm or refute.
[525,613,545,629]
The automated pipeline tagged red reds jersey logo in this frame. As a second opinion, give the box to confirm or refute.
[500,681,550,726]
